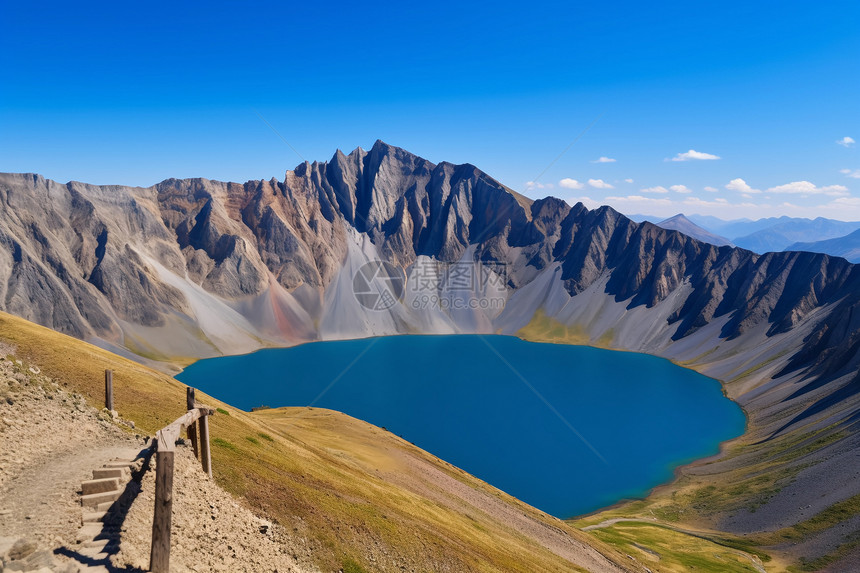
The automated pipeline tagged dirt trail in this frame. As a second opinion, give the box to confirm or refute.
[0,356,145,542]
[1,349,316,573]
[1,440,142,546]
[0,350,146,571]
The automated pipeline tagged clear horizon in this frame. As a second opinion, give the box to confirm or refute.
[2,1,858,220]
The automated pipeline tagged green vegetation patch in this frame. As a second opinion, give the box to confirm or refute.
[515,309,593,346]
[342,557,369,573]
[213,437,238,452]
[589,522,765,573]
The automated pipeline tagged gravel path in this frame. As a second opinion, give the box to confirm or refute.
[0,353,144,547]
[1,441,142,546]
[0,348,149,571]
[0,346,316,573]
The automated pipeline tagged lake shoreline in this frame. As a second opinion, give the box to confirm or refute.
[177,334,746,518]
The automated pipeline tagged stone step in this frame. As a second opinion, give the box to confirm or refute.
[92,467,129,480]
[76,523,103,542]
[82,511,107,524]
[81,478,120,496]
[81,490,120,510]
[95,501,115,512]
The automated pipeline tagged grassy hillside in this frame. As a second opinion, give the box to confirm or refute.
[0,311,633,572]
[570,424,855,573]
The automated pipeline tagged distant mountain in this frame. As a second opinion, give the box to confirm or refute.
[655,214,733,246]
[788,228,860,263]
[684,214,746,233]
[684,215,860,252]
[690,216,781,239]
[731,217,860,253]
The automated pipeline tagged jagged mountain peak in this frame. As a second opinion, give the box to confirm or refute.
[662,213,691,224]
[3,143,860,441]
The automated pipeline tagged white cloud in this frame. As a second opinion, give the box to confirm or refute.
[559,178,584,190]
[670,185,692,194]
[840,168,860,179]
[836,136,855,148]
[832,197,860,207]
[668,149,721,162]
[640,186,670,194]
[591,156,616,163]
[704,186,718,192]
[588,178,614,189]
[624,178,634,183]
[725,178,761,194]
[766,181,850,197]
[526,181,553,190]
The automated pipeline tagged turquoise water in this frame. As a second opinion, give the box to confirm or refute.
[177,335,745,518]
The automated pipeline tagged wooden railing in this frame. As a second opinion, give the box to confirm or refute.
[149,387,215,573]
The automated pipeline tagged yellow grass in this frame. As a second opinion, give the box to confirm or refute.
[0,311,628,572]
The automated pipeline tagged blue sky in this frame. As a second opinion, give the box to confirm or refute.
[1,0,858,220]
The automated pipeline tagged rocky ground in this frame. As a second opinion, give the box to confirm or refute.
[113,444,315,573]
[0,343,316,573]
[0,342,143,572]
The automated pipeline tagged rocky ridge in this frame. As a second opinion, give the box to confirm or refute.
[2,142,860,425]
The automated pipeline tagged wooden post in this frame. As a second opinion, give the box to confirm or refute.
[186,387,199,459]
[104,369,113,410]
[147,405,213,571]
[199,414,212,477]
[150,444,175,573]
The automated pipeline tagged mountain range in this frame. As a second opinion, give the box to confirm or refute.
[788,228,860,263]
[2,140,860,565]
[643,213,860,253]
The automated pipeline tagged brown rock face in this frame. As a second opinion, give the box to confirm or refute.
[1,140,859,384]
